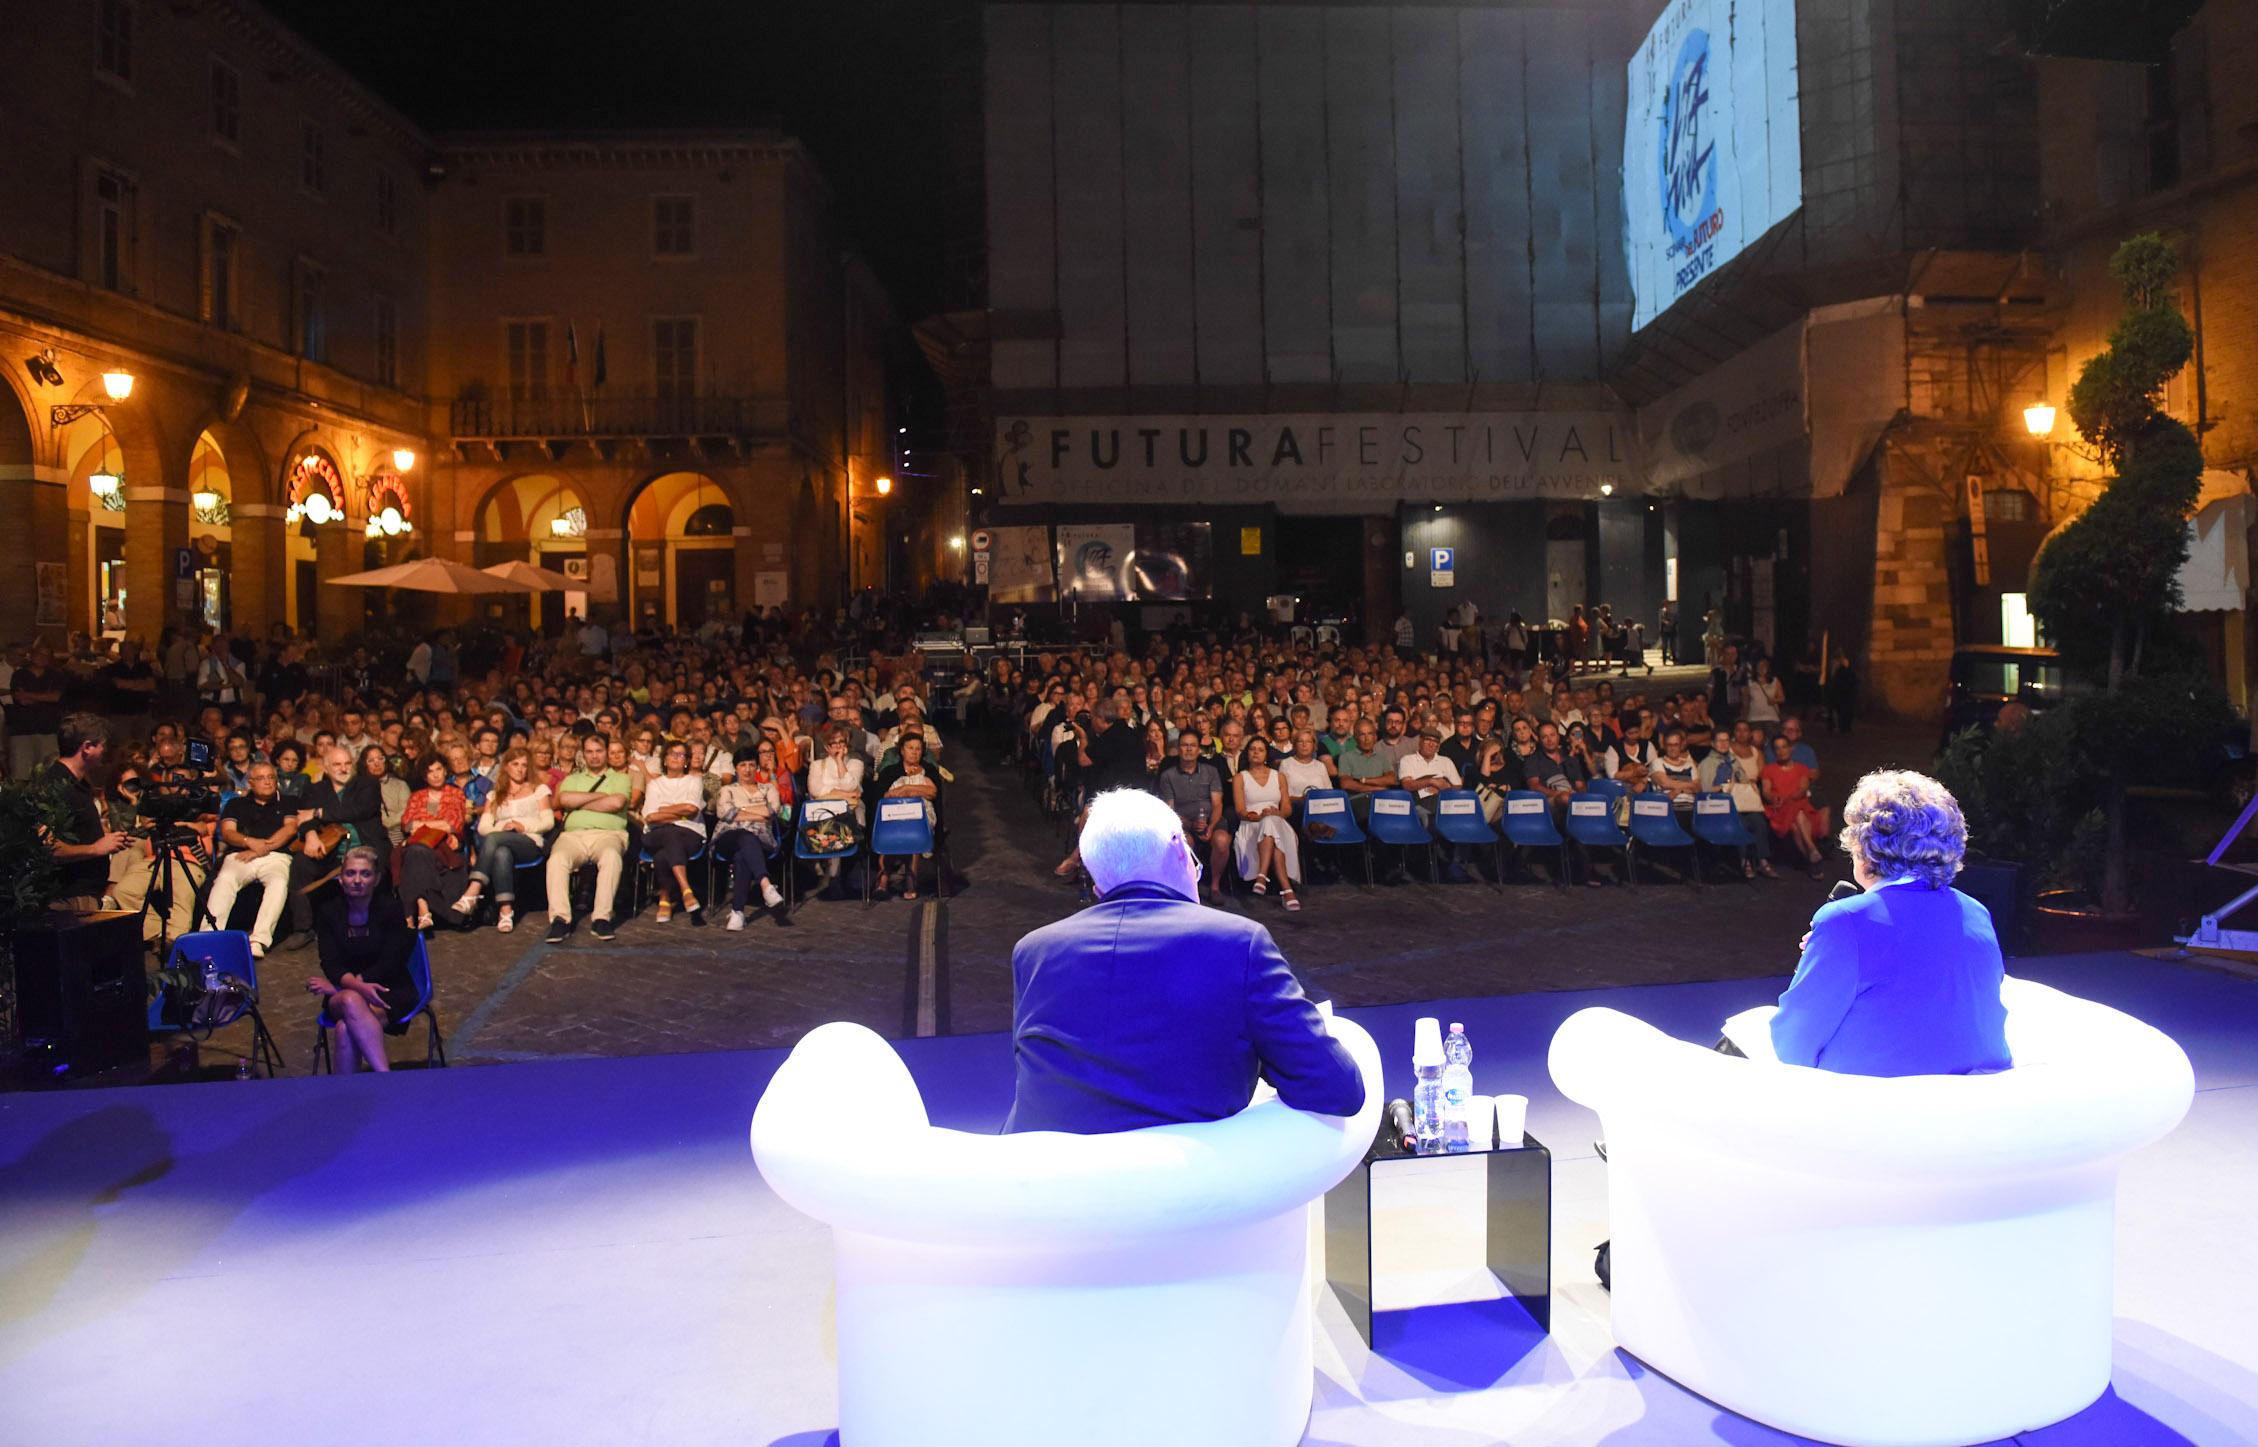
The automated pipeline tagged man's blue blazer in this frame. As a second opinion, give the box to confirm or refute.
[1004,881,1367,1134]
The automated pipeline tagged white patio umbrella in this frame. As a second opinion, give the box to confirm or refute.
[480,560,577,591]
[323,557,541,594]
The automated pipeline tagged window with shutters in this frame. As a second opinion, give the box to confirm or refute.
[374,296,399,387]
[301,124,326,194]
[93,167,137,293]
[295,259,327,361]
[96,0,133,83]
[201,213,239,328]
[652,317,699,418]
[505,319,551,401]
[209,58,241,147]
[505,197,546,258]
[654,196,695,258]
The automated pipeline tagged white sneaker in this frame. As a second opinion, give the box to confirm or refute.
[760,880,784,909]
[725,909,746,931]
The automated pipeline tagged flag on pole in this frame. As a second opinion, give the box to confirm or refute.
[565,321,580,387]
[592,327,607,388]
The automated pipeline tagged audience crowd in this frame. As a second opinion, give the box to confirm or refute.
[7,590,1845,969]
[7,597,972,956]
[988,620,1839,902]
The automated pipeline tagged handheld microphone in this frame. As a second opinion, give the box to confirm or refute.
[1808,879,1859,935]
[1377,1098,1416,1157]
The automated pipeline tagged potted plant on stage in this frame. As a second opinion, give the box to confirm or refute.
[2015,232,2232,939]
[0,772,72,1064]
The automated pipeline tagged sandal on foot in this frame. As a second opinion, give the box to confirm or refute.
[655,899,673,923]
[415,909,435,931]
[496,906,515,934]
[1282,889,1301,912]
[1252,878,1269,896]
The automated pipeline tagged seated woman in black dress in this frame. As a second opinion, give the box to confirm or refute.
[305,846,418,1073]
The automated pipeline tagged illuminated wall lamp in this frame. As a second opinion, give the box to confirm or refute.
[100,370,134,401]
[391,448,416,473]
[875,475,893,496]
[2023,402,2057,438]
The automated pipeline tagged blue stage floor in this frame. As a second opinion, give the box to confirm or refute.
[2,952,2253,1447]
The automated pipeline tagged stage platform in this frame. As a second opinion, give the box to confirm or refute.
[3,951,2253,1447]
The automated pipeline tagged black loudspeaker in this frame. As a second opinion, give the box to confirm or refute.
[14,911,147,1078]
[1957,858,2022,956]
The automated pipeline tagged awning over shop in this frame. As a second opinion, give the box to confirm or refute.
[1636,297,1905,500]
[2177,470,2254,614]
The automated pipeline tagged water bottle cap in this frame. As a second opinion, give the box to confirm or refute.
[1449,1022,1464,1033]
[1412,1016,1444,1066]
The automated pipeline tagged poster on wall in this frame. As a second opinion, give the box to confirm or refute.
[1624,0,1801,330]
[634,544,664,589]
[987,525,1056,604]
[1055,525,1137,602]
[587,551,619,603]
[1126,521,1213,602]
[753,570,789,608]
[34,562,65,627]
[1055,522,1215,602]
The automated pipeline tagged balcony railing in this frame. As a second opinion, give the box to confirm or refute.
[449,393,785,441]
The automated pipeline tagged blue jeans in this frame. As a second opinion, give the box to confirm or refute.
[472,828,545,900]
[718,827,776,909]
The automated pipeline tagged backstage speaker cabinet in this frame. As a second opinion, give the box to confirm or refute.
[14,910,146,1079]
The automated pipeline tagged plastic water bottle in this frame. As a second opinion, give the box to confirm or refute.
[1441,1023,1474,1151]
[1411,1017,1445,1153]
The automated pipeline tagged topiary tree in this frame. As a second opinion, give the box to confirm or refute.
[2027,232,2209,911]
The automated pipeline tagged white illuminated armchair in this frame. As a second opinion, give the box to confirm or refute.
[1549,977,2193,1447]
[750,1015,1383,1447]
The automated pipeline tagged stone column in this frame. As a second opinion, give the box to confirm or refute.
[229,503,286,636]
[583,528,627,625]
[314,523,360,641]
[1361,514,1399,647]
[0,468,69,646]
[123,482,191,644]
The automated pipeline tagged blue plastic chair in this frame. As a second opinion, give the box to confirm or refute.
[633,817,711,917]
[1365,789,1438,882]
[1431,789,1502,887]
[1497,790,1568,887]
[1583,777,1629,806]
[868,796,945,903]
[1297,789,1370,885]
[789,799,863,907]
[311,932,446,1071]
[155,929,286,1076]
[1627,794,1702,888]
[1691,792,1758,882]
[1564,791,1633,887]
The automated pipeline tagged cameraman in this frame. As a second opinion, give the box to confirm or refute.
[42,713,131,911]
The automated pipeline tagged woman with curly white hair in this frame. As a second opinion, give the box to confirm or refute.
[1769,769,2012,1076]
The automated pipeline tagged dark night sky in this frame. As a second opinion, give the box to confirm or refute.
[265,0,966,327]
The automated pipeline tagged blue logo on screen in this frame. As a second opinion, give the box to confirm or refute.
[1659,28,1718,251]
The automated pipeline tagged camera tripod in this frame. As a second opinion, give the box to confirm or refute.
[137,824,213,959]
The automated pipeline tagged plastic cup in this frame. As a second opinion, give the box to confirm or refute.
[1494,1093,1529,1145]
[1465,1094,1496,1150]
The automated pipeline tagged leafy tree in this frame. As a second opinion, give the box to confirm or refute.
[2027,233,2212,910]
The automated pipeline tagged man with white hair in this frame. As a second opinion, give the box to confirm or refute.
[1004,787,1365,1134]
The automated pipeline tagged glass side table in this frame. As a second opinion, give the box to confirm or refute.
[1323,1132,1553,1348]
